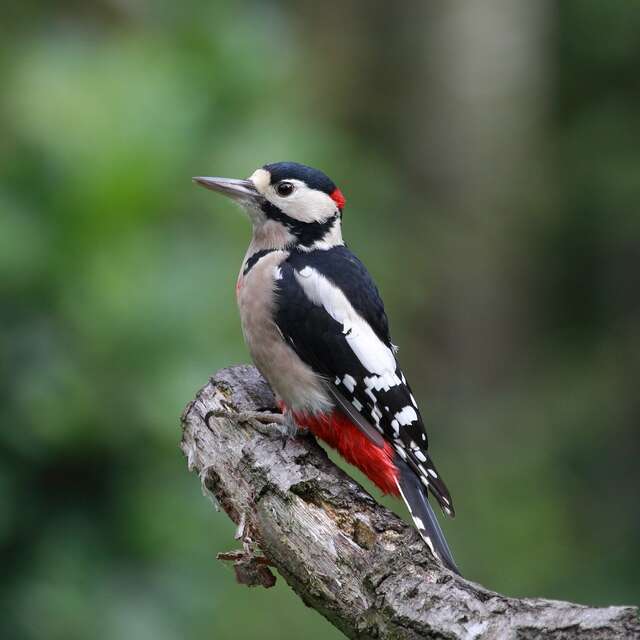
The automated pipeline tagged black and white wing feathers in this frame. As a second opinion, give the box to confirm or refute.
[274,247,455,518]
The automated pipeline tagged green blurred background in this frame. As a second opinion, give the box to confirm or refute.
[2,1,639,638]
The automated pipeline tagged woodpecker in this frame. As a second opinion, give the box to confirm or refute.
[194,162,459,574]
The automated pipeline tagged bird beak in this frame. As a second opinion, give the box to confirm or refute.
[192,176,261,204]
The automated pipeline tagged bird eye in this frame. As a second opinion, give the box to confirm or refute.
[276,181,294,197]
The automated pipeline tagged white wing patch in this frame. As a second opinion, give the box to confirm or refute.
[298,266,313,278]
[293,266,399,383]
[364,372,402,393]
[342,374,356,392]
[395,405,418,426]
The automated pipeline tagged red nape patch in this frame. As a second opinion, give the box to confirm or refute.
[330,188,346,210]
[292,409,399,495]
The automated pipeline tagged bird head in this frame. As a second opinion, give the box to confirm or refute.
[194,162,346,249]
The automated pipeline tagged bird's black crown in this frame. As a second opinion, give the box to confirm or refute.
[263,162,336,195]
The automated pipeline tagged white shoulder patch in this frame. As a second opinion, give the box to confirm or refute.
[293,267,398,381]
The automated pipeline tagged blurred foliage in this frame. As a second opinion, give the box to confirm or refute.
[1,1,639,639]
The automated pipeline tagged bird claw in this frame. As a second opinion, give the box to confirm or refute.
[207,408,307,444]
[237,410,306,445]
[236,410,286,426]
[235,411,288,439]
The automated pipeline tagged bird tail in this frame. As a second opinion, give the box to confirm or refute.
[395,457,460,575]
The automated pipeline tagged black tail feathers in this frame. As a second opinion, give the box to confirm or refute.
[395,457,460,575]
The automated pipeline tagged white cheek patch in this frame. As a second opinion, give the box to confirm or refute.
[270,180,338,223]
[249,168,271,193]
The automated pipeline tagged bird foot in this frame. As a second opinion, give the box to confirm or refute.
[236,411,286,427]
[238,410,307,445]
[206,408,282,428]
[206,408,307,444]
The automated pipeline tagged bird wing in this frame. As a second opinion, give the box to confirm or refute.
[323,382,385,448]
[274,247,454,517]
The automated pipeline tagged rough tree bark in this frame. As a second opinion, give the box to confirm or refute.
[180,365,640,640]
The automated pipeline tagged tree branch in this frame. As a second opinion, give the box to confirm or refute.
[180,365,640,639]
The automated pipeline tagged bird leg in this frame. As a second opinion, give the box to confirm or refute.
[239,409,305,443]
[236,411,287,428]
[206,408,306,441]
[206,408,281,426]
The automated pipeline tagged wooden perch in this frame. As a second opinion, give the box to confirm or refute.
[180,365,640,639]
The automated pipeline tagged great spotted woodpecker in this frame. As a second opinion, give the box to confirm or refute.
[194,162,459,574]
